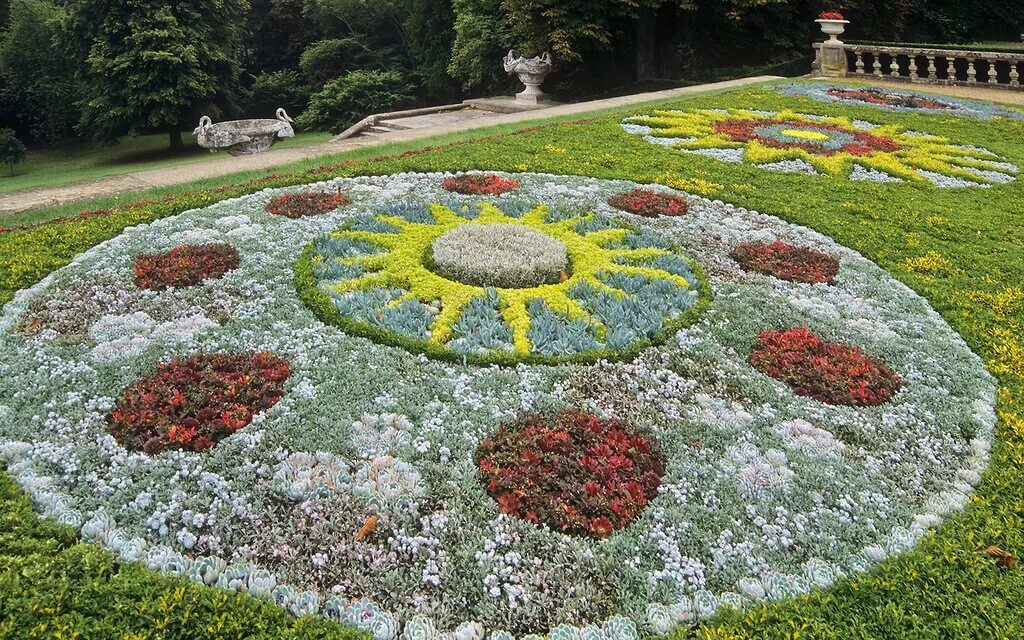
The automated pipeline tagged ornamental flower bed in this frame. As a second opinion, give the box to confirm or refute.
[608,189,689,217]
[475,410,665,538]
[266,191,351,218]
[749,327,902,407]
[107,351,292,453]
[731,241,840,284]
[711,118,905,157]
[441,173,521,195]
[0,173,997,640]
[133,243,240,290]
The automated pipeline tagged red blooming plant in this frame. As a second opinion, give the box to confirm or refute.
[266,192,351,218]
[731,241,840,284]
[749,327,902,407]
[107,352,292,454]
[133,243,240,290]
[818,11,845,20]
[441,174,521,196]
[475,409,665,539]
[608,189,689,217]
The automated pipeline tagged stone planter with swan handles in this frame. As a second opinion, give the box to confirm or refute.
[194,108,295,156]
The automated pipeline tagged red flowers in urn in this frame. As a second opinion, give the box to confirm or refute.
[818,11,845,20]
[266,191,351,218]
[731,241,840,284]
[608,189,689,217]
[134,243,240,290]
[749,327,901,407]
[441,174,521,196]
[107,352,292,454]
[475,409,665,539]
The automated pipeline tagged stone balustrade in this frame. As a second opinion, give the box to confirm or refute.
[813,42,1023,90]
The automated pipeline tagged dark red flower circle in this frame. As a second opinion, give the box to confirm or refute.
[475,410,665,538]
[441,174,521,196]
[749,327,902,407]
[133,243,240,290]
[107,352,292,454]
[608,188,689,217]
[731,241,840,284]
[266,192,351,218]
[711,118,905,157]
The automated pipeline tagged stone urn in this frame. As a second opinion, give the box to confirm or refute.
[194,108,295,156]
[815,18,850,45]
[503,50,553,105]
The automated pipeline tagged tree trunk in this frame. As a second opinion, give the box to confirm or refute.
[168,128,184,152]
[635,6,659,82]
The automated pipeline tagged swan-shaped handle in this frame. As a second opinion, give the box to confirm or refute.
[194,116,212,136]
[276,108,294,124]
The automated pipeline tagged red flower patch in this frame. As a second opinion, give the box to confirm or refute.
[711,118,905,157]
[818,11,845,20]
[825,88,951,111]
[107,352,292,454]
[133,243,240,290]
[731,241,840,284]
[441,174,521,196]
[608,189,689,217]
[475,410,665,539]
[266,192,351,218]
[749,327,901,407]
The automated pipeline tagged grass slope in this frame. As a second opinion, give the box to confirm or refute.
[2,82,1024,638]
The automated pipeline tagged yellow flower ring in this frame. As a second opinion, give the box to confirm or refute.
[623,108,1019,187]
[295,200,710,365]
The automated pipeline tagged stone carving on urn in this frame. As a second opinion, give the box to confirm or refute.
[503,50,554,104]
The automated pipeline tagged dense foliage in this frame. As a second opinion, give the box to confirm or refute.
[0,127,24,175]
[297,70,413,133]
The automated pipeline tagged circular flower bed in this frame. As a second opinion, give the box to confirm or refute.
[299,199,706,364]
[266,192,351,218]
[107,351,292,453]
[731,241,840,284]
[608,188,689,217]
[430,223,569,288]
[476,410,665,538]
[749,327,902,407]
[621,108,1020,186]
[441,173,521,195]
[0,173,996,640]
[133,243,240,290]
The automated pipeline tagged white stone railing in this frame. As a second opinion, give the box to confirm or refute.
[813,42,1024,90]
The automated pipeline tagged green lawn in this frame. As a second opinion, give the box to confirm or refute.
[2,81,1024,638]
[0,130,333,196]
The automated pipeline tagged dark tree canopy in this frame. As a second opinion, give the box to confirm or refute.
[62,0,250,149]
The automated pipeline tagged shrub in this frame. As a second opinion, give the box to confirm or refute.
[731,241,840,284]
[244,70,313,118]
[475,409,665,538]
[266,191,351,218]
[608,188,689,217]
[0,128,27,176]
[296,70,413,133]
[133,243,240,290]
[749,327,902,407]
[441,173,521,195]
[107,351,292,453]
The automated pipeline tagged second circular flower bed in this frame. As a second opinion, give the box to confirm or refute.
[107,351,292,453]
[749,327,902,407]
[475,410,665,538]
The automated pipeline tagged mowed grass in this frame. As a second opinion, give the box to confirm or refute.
[2,80,1024,638]
[0,130,333,196]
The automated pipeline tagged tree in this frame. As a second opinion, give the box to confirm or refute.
[296,69,412,133]
[0,0,80,144]
[0,128,25,175]
[62,0,250,150]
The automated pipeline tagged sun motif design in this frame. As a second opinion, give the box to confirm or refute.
[622,108,1019,187]
[297,200,708,364]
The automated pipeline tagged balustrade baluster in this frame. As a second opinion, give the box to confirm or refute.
[946,57,956,81]
[926,56,936,80]
[855,51,865,74]
[988,59,999,84]
[908,56,918,80]
[1010,62,1020,87]
[873,54,882,77]
[890,55,901,77]
[966,59,976,83]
